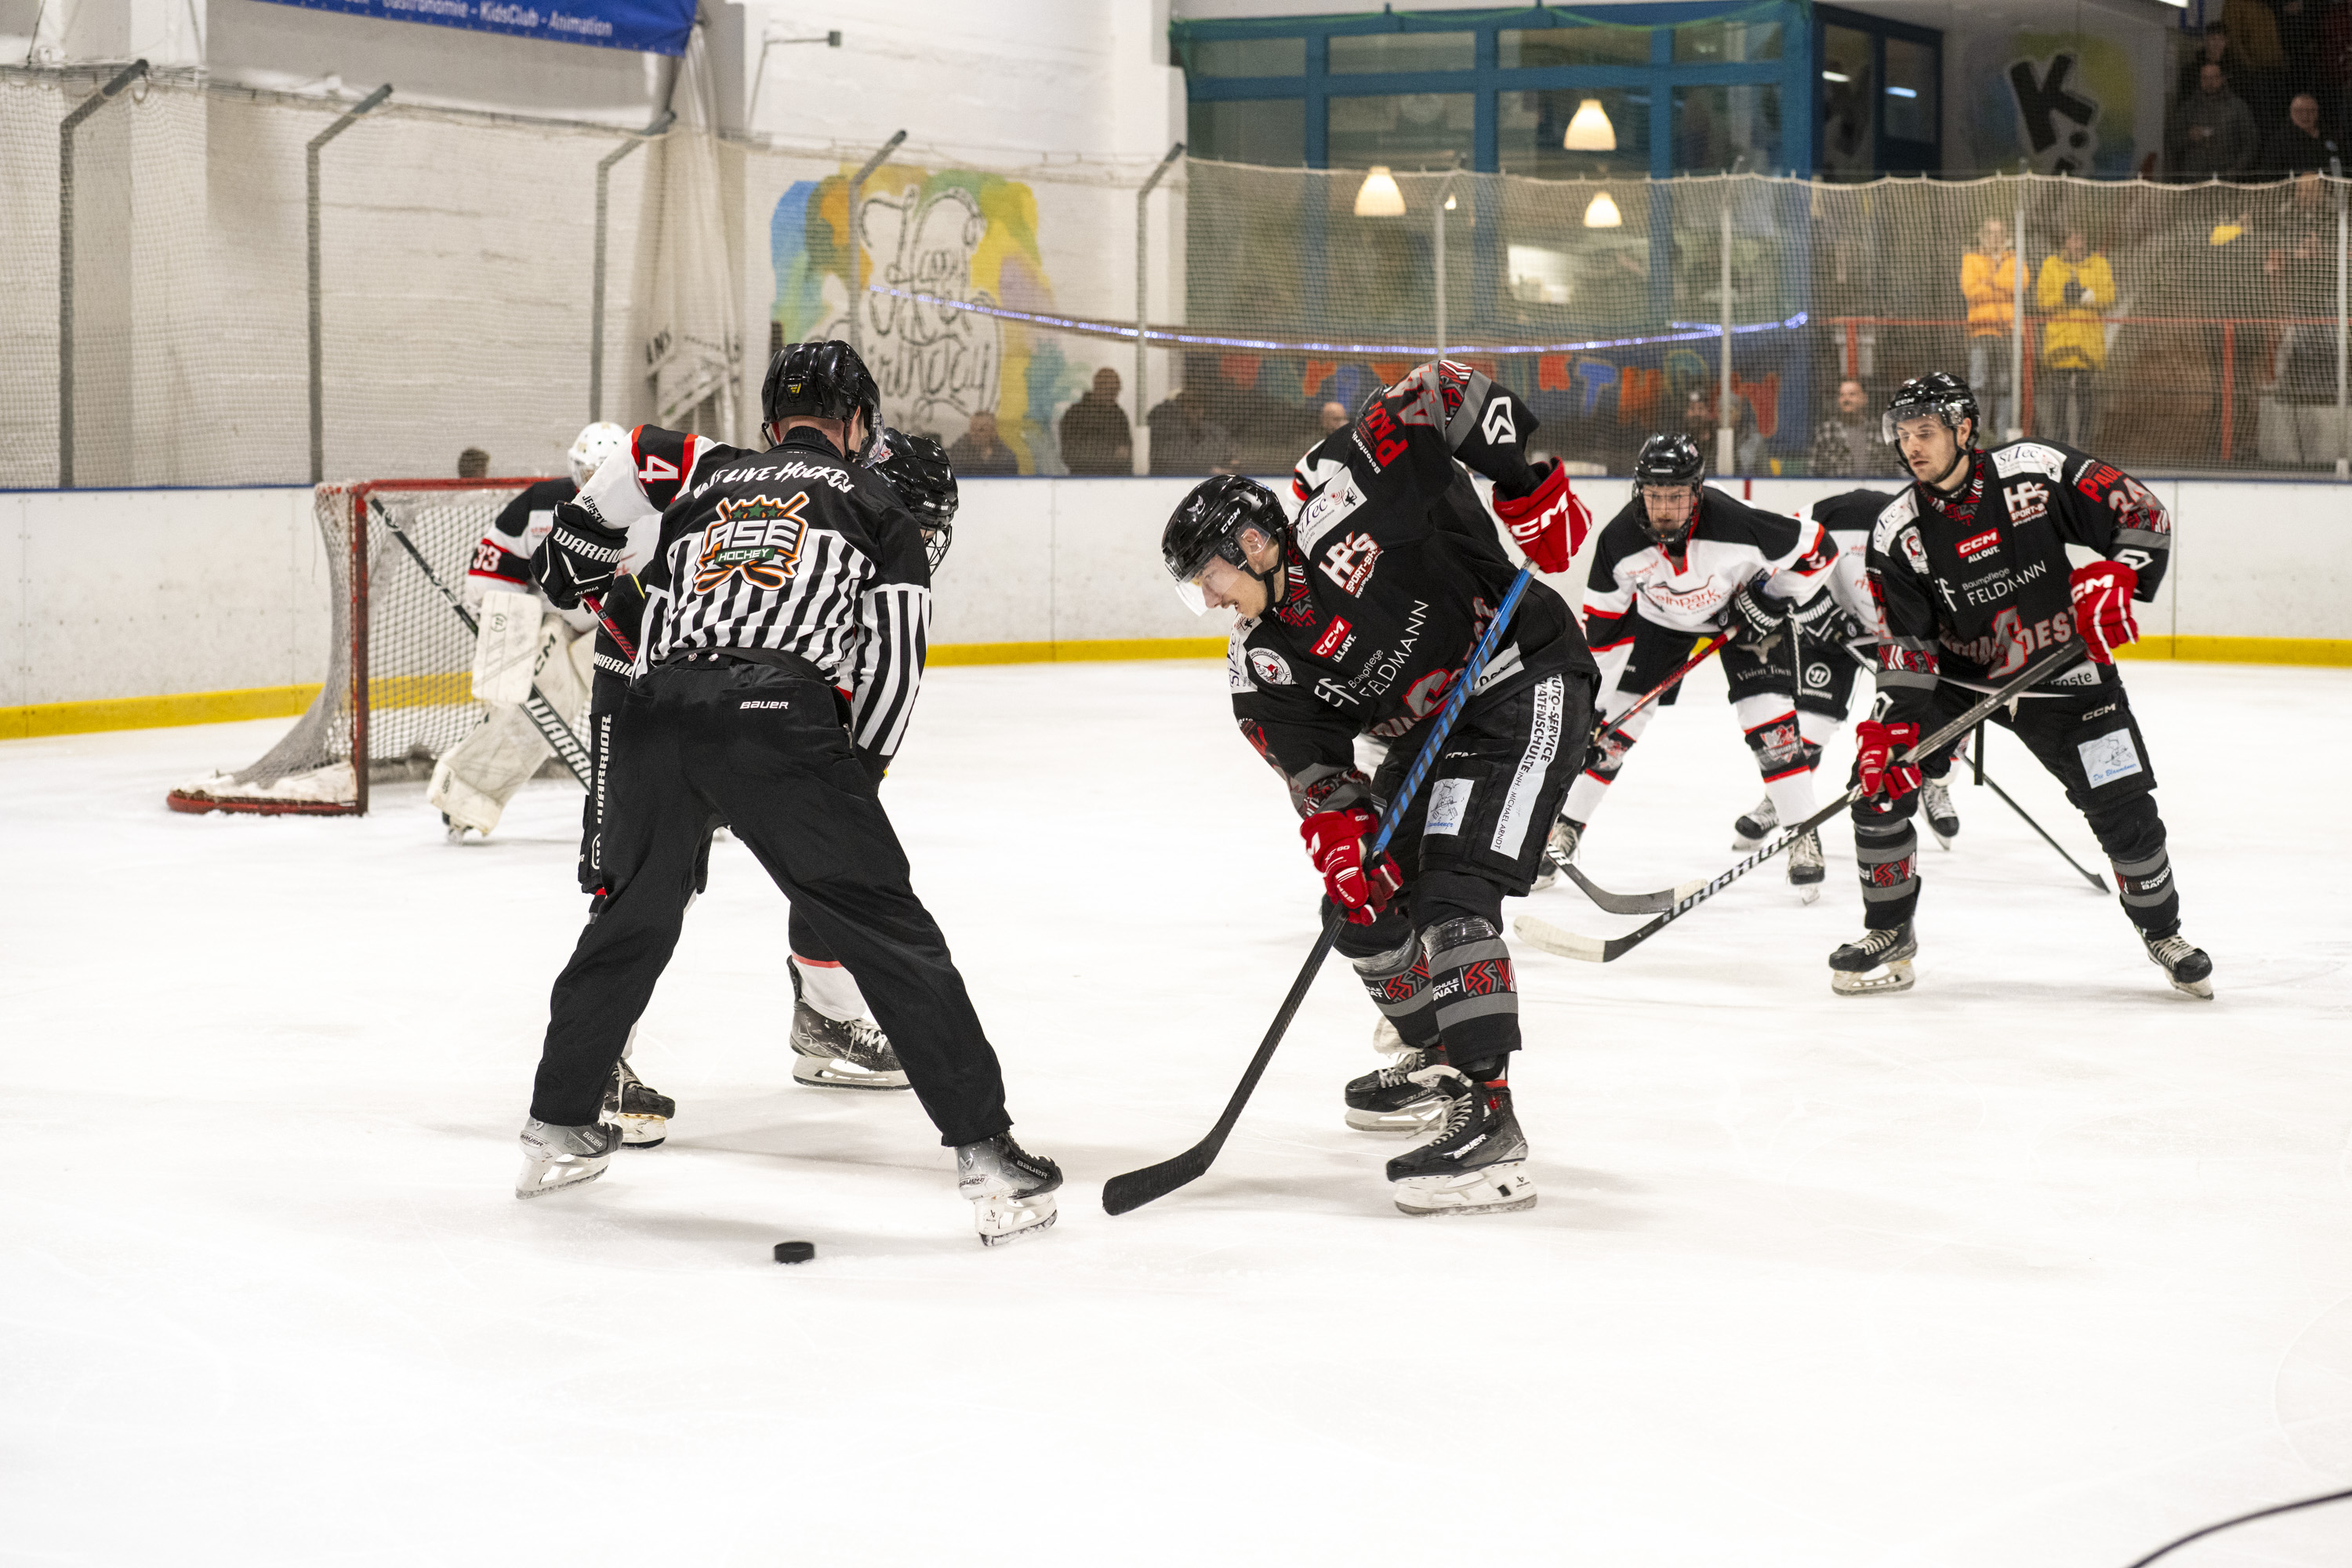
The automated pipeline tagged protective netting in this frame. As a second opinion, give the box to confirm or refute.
[5,64,2348,493]
[167,481,521,815]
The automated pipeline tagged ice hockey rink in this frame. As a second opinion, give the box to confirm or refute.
[6,655,2349,1566]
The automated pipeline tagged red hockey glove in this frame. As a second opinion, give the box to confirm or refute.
[2068,559,2140,664]
[1492,461,1591,575]
[1854,720,1922,803]
[1301,807,1403,926]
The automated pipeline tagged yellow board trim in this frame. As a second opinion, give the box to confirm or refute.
[2113,636,2352,666]
[19,634,2329,741]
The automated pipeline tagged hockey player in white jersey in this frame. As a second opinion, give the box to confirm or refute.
[1548,434,1841,898]
[431,421,631,841]
[1725,487,1965,854]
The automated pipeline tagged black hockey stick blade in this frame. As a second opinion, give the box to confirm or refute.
[1561,860,1704,916]
[1102,909,1344,1215]
[1519,644,2089,964]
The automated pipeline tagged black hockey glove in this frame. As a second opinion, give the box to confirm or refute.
[539,499,628,605]
[1725,583,1788,648]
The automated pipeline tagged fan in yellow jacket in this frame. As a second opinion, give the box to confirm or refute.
[2036,230,2114,444]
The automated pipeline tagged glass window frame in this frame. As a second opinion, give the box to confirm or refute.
[1173,1,1814,179]
[1809,4,1942,180]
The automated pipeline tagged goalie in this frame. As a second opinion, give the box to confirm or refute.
[432,422,633,842]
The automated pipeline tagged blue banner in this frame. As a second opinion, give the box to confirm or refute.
[252,0,695,55]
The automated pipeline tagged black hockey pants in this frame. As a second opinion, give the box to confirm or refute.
[533,658,1012,1147]
[1334,670,1593,1070]
[1850,666,2180,937]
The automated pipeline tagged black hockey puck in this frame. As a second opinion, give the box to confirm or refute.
[773,1241,815,1264]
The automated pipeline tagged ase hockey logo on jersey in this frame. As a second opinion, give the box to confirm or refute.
[693,491,811,593]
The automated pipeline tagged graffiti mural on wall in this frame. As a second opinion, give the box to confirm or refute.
[1959,29,2156,178]
[769,165,1083,473]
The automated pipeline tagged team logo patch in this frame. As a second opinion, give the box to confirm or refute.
[2005,480,2049,525]
[1247,647,1295,686]
[1312,617,1353,659]
[1898,526,1929,575]
[2078,729,2144,788]
[1425,777,1472,836]
[1320,532,1382,594]
[693,491,810,593]
[1480,398,1516,446]
[1958,528,2002,558]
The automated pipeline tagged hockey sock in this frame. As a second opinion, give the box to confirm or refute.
[1564,702,1655,824]
[1345,930,1444,1051]
[1853,815,1919,929]
[1796,709,1840,775]
[2089,799,2179,934]
[1455,1055,1508,1087]
[791,954,870,1023]
[1737,699,1816,822]
[1417,873,1520,1065]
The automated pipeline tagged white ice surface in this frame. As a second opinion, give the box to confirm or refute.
[5,659,2350,1567]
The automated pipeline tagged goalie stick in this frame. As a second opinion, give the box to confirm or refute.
[370,498,593,788]
[1102,565,1536,1218]
[1516,642,2089,964]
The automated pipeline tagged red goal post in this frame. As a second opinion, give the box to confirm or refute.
[166,477,554,816]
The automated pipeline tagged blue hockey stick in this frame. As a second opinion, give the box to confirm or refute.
[1102,566,1535,1216]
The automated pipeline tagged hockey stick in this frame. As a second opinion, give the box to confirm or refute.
[1515,643,2089,964]
[1970,725,2109,893]
[579,590,639,664]
[1103,567,1537,1218]
[1553,633,1731,914]
[369,498,594,788]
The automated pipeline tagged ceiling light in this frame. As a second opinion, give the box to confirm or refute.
[1820,70,1850,82]
[1443,191,1457,210]
[1584,190,1623,228]
[1353,165,1406,217]
[1564,98,1616,152]
[1886,85,1918,99]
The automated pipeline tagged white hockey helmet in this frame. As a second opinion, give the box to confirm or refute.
[568,422,630,486]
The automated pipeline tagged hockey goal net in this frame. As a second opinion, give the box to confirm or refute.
[167,478,544,816]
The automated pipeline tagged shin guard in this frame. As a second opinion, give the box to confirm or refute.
[1423,916,1519,1065]
[1853,818,1919,929]
[1348,931,1443,1051]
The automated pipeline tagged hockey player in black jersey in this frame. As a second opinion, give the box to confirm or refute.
[1550,434,1842,899]
[517,340,1061,1245]
[1163,359,1599,1217]
[1831,372,2212,998]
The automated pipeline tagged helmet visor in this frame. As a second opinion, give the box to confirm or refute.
[1172,575,1213,617]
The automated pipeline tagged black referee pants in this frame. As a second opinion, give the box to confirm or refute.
[531,659,1012,1148]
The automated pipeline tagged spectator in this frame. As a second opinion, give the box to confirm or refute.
[947,410,1021,477]
[1145,387,1236,475]
[1809,377,1878,477]
[2170,63,2260,181]
[2266,93,2343,176]
[2267,174,2336,407]
[457,447,490,479]
[2035,229,2114,448]
[1319,399,1350,434]
[1961,216,2020,439]
[1057,367,1133,475]
[2174,23,2250,110]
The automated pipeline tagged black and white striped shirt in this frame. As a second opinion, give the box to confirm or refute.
[575,424,931,764]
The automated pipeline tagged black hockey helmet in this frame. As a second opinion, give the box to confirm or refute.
[762,339,880,444]
[1163,474,1287,615]
[867,426,958,571]
[1882,372,1979,446]
[1632,432,1705,543]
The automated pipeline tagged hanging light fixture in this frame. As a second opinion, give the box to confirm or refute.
[1353,165,1406,217]
[1584,190,1624,228]
[1443,191,1457,211]
[1564,98,1617,152]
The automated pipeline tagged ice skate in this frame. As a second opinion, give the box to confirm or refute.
[1920,777,1960,848]
[1786,827,1824,903]
[955,1133,1063,1247]
[1529,858,1558,893]
[2142,927,2214,999]
[441,812,485,845]
[601,1060,674,1148]
[1828,922,1918,995]
[1731,793,1777,851]
[1345,1047,1450,1133]
[789,1000,910,1091]
[1385,1066,1537,1217]
[1370,1016,1414,1062]
[516,1119,622,1199]
[1546,815,1584,869]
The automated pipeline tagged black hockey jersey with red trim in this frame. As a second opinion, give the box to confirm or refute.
[1231,360,1595,818]
[1865,439,2171,724]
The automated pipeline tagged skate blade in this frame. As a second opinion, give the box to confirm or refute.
[1732,833,1768,852]
[1830,960,1915,996]
[792,1059,911,1091]
[1789,878,1822,905]
[1926,822,1957,849]
[1392,1161,1537,1218]
[2162,972,2216,1000]
[515,1154,612,1199]
[1344,1102,1446,1134]
[974,1196,1058,1247]
[611,1114,667,1149]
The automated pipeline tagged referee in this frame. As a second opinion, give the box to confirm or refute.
[515,341,1062,1247]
